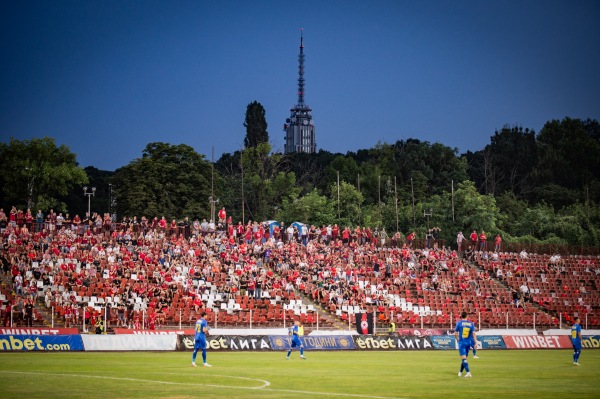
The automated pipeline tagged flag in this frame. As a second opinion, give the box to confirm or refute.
[355,313,374,335]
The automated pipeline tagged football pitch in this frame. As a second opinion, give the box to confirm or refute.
[0,350,598,399]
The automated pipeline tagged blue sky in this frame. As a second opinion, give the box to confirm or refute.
[1,0,599,171]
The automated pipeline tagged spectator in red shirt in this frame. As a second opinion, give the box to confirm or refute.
[218,207,226,224]
[479,231,487,252]
[470,230,478,249]
[407,232,416,248]
[494,234,502,252]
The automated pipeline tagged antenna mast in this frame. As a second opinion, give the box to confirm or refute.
[297,28,305,105]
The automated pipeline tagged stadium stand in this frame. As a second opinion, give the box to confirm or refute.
[0,208,598,331]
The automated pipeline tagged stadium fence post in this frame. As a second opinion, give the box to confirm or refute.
[559,313,562,329]
[143,309,146,330]
[533,313,536,330]
[478,311,481,331]
[82,305,85,332]
[104,305,108,333]
[449,312,452,329]
[179,310,182,330]
[348,312,351,330]
[316,312,319,331]
[585,313,588,329]
[420,314,423,329]
[505,312,508,329]
[249,309,252,329]
[51,306,54,328]
[374,309,377,332]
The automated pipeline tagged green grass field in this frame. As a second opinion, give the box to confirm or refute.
[0,350,598,399]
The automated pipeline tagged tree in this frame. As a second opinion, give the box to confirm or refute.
[452,180,502,234]
[488,125,537,197]
[111,142,212,219]
[354,139,468,206]
[0,137,88,211]
[240,143,299,222]
[530,118,600,205]
[356,161,382,206]
[495,191,528,235]
[243,101,269,148]
[214,150,244,223]
[466,126,538,197]
[328,181,364,227]
[324,155,360,188]
[280,189,335,225]
[282,150,337,193]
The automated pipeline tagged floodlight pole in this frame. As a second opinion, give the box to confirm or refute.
[394,176,398,232]
[209,196,219,224]
[108,183,113,218]
[83,186,96,218]
[423,208,432,231]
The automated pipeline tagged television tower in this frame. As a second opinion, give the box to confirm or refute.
[284,29,316,154]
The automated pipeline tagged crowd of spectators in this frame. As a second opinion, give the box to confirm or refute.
[0,205,597,331]
[473,249,600,326]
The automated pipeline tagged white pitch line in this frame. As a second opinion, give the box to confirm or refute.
[0,370,269,390]
[0,370,410,399]
[156,373,407,398]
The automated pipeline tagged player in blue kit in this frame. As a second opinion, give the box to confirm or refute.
[192,311,212,367]
[286,320,306,360]
[455,311,476,378]
[571,316,582,366]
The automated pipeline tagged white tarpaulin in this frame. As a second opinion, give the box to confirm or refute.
[81,334,177,351]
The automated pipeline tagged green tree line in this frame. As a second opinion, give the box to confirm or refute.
[1,106,599,248]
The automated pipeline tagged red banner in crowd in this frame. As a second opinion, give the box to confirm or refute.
[113,328,194,335]
[0,328,79,335]
[503,335,572,349]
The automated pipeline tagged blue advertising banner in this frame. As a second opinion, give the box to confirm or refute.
[582,335,600,349]
[478,335,506,349]
[0,335,85,351]
[430,335,505,350]
[430,335,456,350]
[269,335,355,350]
